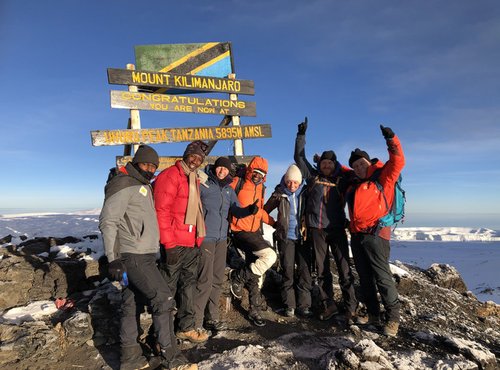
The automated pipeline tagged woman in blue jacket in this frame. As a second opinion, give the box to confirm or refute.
[194,157,257,332]
[264,164,313,318]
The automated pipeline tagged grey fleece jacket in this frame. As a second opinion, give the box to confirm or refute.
[99,163,159,262]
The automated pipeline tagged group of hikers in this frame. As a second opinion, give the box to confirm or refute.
[99,118,405,370]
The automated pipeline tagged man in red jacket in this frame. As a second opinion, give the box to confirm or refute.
[154,140,209,344]
[346,125,405,337]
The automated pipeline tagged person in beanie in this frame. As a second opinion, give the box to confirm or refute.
[99,145,196,370]
[154,140,209,344]
[346,125,405,337]
[264,164,313,318]
[294,117,358,323]
[194,157,258,333]
[228,156,277,327]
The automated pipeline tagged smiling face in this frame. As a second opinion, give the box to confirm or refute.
[319,159,335,177]
[352,157,371,179]
[285,180,300,193]
[215,166,229,180]
[184,154,204,171]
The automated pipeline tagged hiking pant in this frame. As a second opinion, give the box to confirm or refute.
[120,253,178,357]
[310,227,357,313]
[232,231,277,310]
[232,231,277,276]
[159,246,200,332]
[278,238,312,310]
[350,233,400,322]
[194,238,228,327]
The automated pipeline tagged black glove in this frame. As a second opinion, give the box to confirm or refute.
[108,259,126,281]
[246,199,259,215]
[297,117,308,135]
[165,246,180,265]
[380,125,395,139]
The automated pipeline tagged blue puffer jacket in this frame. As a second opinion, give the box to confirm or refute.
[200,166,251,242]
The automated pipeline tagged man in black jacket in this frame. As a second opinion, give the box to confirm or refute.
[294,118,357,322]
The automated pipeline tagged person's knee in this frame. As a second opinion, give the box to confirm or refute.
[150,289,175,314]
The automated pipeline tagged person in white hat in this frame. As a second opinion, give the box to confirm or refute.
[264,164,313,318]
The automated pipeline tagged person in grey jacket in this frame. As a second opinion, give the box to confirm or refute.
[99,145,196,370]
[194,157,257,332]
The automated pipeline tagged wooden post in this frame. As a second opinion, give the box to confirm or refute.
[228,73,244,156]
[126,64,141,155]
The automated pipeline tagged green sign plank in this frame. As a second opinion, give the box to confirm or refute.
[91,124,272,146]
[117,155,257,172]
[107,68,254,95]
[110,90,256,117]
[135,42,233,77]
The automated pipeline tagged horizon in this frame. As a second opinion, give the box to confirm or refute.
[1,1,499,227]
[1,207,500,230]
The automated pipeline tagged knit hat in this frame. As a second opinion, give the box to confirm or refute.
[214,157,232,171]
[132,145,159,168]
[183,140,208,160]
[320,150,337,163]
[284,164,302,183]
[349,148,370,167]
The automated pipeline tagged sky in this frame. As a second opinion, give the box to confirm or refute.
[1,1,499,228]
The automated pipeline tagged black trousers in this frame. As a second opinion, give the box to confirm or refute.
[194,238,228,327]
[309,227,357,313]
[351,233,400,322]
[120,253,179,358]
[160,247,200,332]
[232,231,270,311]
[278,238,312,310]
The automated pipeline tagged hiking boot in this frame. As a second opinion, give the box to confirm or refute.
[160,351,197,370]
[248,310,266,327]
[285,308,295,317]
[229,269,243,299]
[296,307,313,318]
[204,320,227,331]
[120,345,150,370]
[171,364,198,370]
[356,313,381,327]
[319,303,339,321]
[345,311,356,325]
[383,321,399,337]
[176,328,209,343]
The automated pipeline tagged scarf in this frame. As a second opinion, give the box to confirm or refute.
[180,161,206,239]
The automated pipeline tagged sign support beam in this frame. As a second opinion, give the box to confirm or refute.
[126,64,141,155]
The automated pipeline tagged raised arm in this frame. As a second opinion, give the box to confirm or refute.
[294,117,315,179]
[378,125,405,189]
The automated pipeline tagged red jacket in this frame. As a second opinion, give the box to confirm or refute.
[230,157,274,233]
[348,135,405,240]
[154,160,204,249]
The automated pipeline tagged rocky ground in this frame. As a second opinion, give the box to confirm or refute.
[0,235,499,369]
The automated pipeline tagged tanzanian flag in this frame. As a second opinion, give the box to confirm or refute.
[135,42,234,94]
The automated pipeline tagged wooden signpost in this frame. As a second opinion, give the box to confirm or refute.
[91,124,272,146]
[110,90,257,116]
[92,42,270,169]
[107,68,255,95]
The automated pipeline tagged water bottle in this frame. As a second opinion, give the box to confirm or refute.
[120,271,129,287]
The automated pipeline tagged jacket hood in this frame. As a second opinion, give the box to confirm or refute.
[124,162,150,185]
[365,158,384,178]
[245,157,269,183]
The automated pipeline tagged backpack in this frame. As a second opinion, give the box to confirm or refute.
[371,170,406,228]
